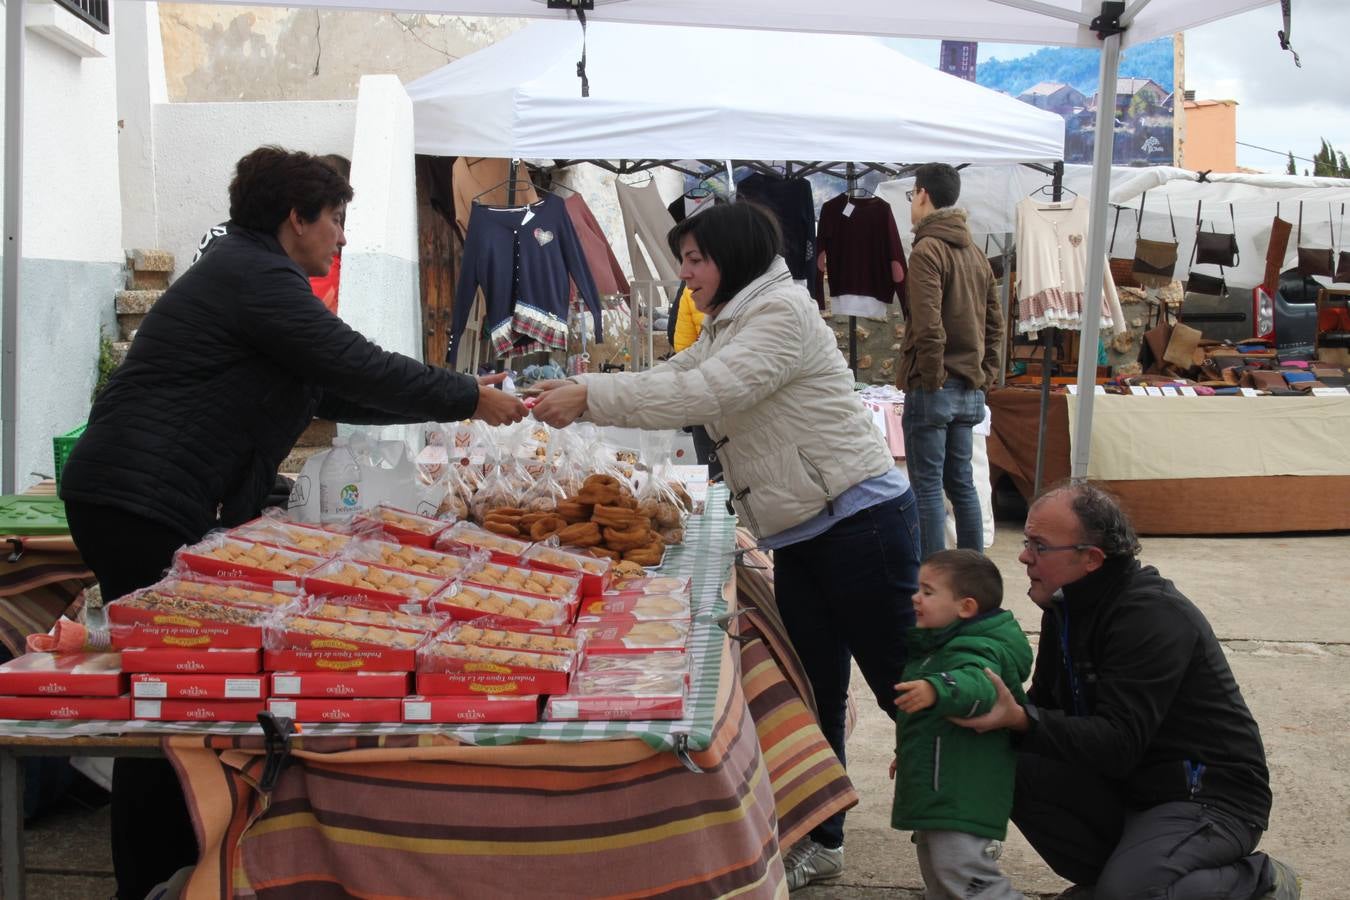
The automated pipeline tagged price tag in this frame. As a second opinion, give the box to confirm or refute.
[1179,386,1198,397]
[132,681,167,699]
[225,679,263,699]
[1129,386,1147,396]
[1066,384,1079,395]
[520,208,536,225]
[1094,385,1107,396]
[1240,388,1259,397]
[269,700,297,719]
[1145,387,1164,397]
[1312,387,1350,396]
[404,701,431,722]
[842,202,855,218]
[1161,386,1179,397]
[273,676,301,696]
[134,700,162,719]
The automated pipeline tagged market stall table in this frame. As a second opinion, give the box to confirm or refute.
[0,487,850,898]
[986,387,1350,534]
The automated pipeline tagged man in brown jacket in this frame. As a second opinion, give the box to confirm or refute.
[897,163,1003,559]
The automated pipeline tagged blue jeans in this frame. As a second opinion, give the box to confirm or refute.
[773,491,920,849]
[902,380,985,560]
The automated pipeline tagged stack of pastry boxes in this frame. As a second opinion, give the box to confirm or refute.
[409,524,586,724]
[544,569,693,721]
[82,504,692,725]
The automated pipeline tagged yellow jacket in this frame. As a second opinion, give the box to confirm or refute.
[673,288,705,352]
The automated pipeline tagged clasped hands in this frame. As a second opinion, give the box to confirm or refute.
[528,379,589,428]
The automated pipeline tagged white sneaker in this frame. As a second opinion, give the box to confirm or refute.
[783,839,844,891]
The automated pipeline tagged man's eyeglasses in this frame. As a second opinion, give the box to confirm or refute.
[905,189,916,202]
[1022,539,1094,556]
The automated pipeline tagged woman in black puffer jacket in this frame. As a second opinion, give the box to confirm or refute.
[61,146,525,899]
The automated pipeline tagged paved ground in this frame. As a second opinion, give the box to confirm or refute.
[5,522,1347,899]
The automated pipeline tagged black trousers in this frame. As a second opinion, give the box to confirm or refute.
[65,501,201,900]
[1013,752,1275,899]
[773,491,920,849]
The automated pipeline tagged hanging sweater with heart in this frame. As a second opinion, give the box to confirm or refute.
[451,193,602,364]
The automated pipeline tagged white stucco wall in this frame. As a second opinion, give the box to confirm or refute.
[336,74,422,449]
[0,8,124,488]
[116,0,168,251]
[152,99,356,277]
[339,75,419,359]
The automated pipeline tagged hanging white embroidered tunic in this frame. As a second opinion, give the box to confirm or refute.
[1014,197,1126,335]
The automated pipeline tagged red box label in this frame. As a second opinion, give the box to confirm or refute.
[131,674,268,700]
[264,649,417,672]
[0,695,132,720]
[266,697,403,723]
[0,652,125,697]
[402,694,540,724]
[118,648,262,674]
[269,671,410,698]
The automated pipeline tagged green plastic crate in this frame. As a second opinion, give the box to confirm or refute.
[0,495,70,535]
[53,424,86,491]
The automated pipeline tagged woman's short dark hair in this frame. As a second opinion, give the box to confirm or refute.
[666,201,782,308]
[229,146,354,234]
[1041,480,1142,560]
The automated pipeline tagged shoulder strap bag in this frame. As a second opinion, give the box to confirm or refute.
[1296,202,1334,278]
[1132,192,1180,288]
[1108,205,1139,288]
[1335,204,1350,283]
[1193,202,1240,268]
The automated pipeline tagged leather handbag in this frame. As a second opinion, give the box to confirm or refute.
[1108,206,1138,288]
[983,234,1008,281]
[1138,300,1173,374]
[1193,203,1240,268]
[1185,271,1228,296]
[1296,202,1335,278]
[1132,193,1180,288]
[1163,321,1203,370]
[1265,210,1293,296]
[1337,205,1350,283]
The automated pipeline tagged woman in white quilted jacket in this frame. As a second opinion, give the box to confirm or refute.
[533,200,920,890]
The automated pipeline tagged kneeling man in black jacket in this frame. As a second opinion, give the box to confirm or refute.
[953,482,1299,900]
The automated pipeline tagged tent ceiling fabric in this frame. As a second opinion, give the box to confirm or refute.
[184,0,1276,50]
[405,21,1065,163]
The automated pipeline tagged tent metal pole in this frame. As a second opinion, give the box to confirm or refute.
[986,0,1094,26]
[998,232,1012,388]
[2,0,26,494]
[1070,29,1124,481]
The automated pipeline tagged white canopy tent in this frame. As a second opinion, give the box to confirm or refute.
[3,0,1288,490]
[405,21,1064,164]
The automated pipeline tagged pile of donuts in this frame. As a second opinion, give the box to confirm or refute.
[481,474,691,567]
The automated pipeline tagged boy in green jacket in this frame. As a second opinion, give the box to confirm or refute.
[890,549,1033,899]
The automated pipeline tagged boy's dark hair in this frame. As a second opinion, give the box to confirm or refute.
[914,163,961,209]
[924,549,1003,614]
[666,201,783,308]
[229,146,354,234]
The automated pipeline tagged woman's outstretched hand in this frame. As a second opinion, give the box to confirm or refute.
[472,372,528,426]
[531,380,588,428]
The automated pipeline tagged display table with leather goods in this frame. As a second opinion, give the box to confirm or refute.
[986,387,1350,535]
[0,486,95,659]
[0,488,853,899]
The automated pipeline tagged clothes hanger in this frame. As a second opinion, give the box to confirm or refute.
[472,177,550,207]
[1030,182,1078,210]
[846,184,874,199]
[618,170,654,187]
